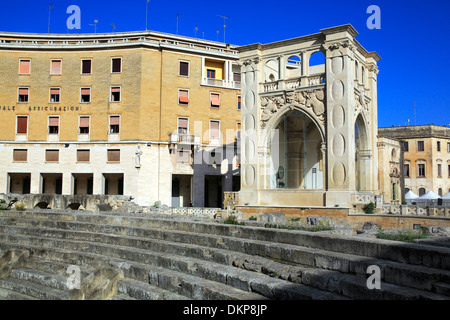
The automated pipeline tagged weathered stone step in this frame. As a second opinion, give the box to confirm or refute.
[108,293,136,300]
[116,278,187,300]
[0,277,69,300]
[2,221,450,296]
[0,288,38,300]
[0,240,270,300]
[1,210,449,271]
[10,268,69,292]
[24,258,93,278]
[0,232,346,300]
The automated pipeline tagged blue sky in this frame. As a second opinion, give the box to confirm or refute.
[0,0,449,127]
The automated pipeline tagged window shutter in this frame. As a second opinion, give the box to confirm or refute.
[82,60,92,74]
[110,116,120,125]
[210,93,220,107]
[46,150,59,162]
[13,149,27,162]
[17,117,28,134]
[49,117,59,127]
[77,150,90,162]
[112,58,121,72]
[50,88,60,95]
[79,117,90,128]
[20,60,30,74]
[111,87,121,93]
[108,149,120,162]
[19,88,29,95]
[51,60,61,74]
[179,90,189,103]
[81,88,90,95]
[210,121,220,138]
[179,62,189,76]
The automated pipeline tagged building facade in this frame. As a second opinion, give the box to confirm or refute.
[379,125,450,198]
[0,31,242,207]
[237,25,381,208]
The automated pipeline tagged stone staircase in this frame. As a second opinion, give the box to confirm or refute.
[0,209,449,300]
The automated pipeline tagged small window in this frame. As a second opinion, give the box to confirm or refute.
[50,59,62,75]
[19,59,31,75]
[236,122,241,140]
[81,59,92,74]
[207,69,216,79]
[18,88,29,103]
[403,141,409,152]
[437,141,441,152]
[418,163,426,177]
[419,188,426,196]
[107,149,120,162]
[111,87,121,102]
[45,150,59,162]
[81,88,91,103]
[79,116,90,134]
[179,61,189,77]
[50,88,60,103]
[77,150,90,162]
[16,116,28,134]
[48,116,59,134]
[448,142,450,153]
[13,149,27,162]
[448,164,450,177]
[210,93,220,108]
[109,116,120,134]
[177,118,189,135]
[417,141,424,152]
[438,164,442,177]
[111,58,122,73]
[404,164,410,178]
[178,89,189,105]
[237,96,241,110]
[210,120,220,142]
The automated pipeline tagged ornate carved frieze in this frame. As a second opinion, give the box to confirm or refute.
[323,40,355,53]
[260,88,326,129]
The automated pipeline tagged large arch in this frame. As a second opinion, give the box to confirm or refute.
[354,113,370,191]
[267,108,325,190]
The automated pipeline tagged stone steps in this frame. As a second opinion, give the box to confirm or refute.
[0,277,69,300]
[2,217,450,297]
[0,210,449,300]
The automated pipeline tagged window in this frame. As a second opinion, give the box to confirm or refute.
[404,164,410,178]
[179,61,189,77]
[111,87,121,102]
[207,69,216,79]
[50,88,60,103]
[16,116,28,134]
[13,149,27,162]
[81,88,91,103]
[79,116,90,134]
[448,164,450,177]
[18,88,29,103]
[236,122,241,140]
[419,188,426,197]
[417,141,424,152]
[418,163,426,177]
[438,164,442,177]
[448,142,450,153]
[109,116,120,134]
[438,188,443,197]
[437,141,441,152]
[107,149,120,162]
[177,118,188,135]
[77,150,90,162]
[48,116,59,134]
[19,59,31,75]
[237,96,241,110]
[209,120,220,143]
[50,59,62,75]
[178,89,189,105]
[210,93,220,108]
[81,59,92,74]
[403,141,409,152]
[111,58,122,73]
[45,150,59,162]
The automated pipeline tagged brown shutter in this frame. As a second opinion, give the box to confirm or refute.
[46,150,59,162]
[210,121,220,138]
[179,90,189,103]
[19,88,29,95]
[179,61,189,76]
[51,60,61,74]
[110,116,120,125]
[81,88,90,95]
[50,88,60,95]
[210,93,220,107]
[107,149,120,162]
[20,60,30,74]
[77,150,90,162]
[17,116,28,134]
[112,58,121,72]
[79,117,90,128]
[48,117,59,126]
[13,149,27,162]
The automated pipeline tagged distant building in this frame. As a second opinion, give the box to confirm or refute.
[378,125,450,199]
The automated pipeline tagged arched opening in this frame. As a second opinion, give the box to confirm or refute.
[67,203,82,210]
[264,59,279,82]
[308,51,325,74]
[419,188,426,197]
[355,114,369,192]
[269,109,324,190]
[34,202,50,209]
[285,55,301,78]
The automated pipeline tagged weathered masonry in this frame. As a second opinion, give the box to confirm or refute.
[238,25,381,208]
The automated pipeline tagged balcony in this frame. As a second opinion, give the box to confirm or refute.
[169,133,201,145]
[201,78,241,89]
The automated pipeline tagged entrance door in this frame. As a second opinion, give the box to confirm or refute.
[172,179,180,207]
[204,175,223,208]
[22,177,31,194]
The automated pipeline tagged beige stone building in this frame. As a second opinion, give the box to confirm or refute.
[379,125,450,198]
[0,30,242,207]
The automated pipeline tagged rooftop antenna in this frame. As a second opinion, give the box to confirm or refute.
[176,14,180,35]
[194,26,198,38]
[112,23,116,33]
[48,5,54,34]
[202,32,205,39]
[216,29,219,41]
[217,15,229,43]
[145,0,150,31]
[89,20,99,33]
